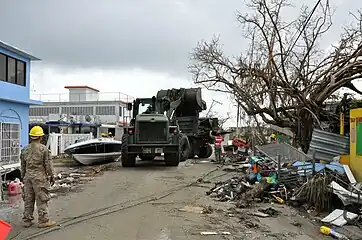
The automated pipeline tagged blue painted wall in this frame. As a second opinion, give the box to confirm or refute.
[0,47,31,102]
[0,100,29,147]
[0,44,41,149]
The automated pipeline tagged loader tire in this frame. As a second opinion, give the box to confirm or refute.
[164,153,180,166]
[197,144,211,159]
[188,151,195,159]
[121,134,136,167]
[205,144,213,158]
[179,134,191,162]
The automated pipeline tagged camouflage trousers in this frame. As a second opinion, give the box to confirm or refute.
[22,177,51,224]
[214,146,222,163]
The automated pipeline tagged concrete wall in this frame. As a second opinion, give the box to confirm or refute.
[0,100,29,147]
[349,108,362,182]
[69,88,99,102]
[29,102,127,124]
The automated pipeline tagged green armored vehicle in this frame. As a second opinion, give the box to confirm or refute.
[121,96,190,167]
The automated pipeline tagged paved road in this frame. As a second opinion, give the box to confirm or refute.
[7,159,329,240]
[9,160,225,240]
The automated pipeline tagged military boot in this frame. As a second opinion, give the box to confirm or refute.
[38,220,57,228]
[23,221,34,228]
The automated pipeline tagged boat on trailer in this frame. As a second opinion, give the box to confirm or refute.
[64,138,122,165]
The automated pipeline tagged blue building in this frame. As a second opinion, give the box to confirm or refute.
[0,40,41,167]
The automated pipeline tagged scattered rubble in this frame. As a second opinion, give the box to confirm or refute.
[49,163,117,196]
[205,142,362,239]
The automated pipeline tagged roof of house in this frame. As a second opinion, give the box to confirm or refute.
[0,40,40,61]
[64,86,100,92]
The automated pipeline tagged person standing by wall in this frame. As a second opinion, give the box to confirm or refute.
[21,126,57,228]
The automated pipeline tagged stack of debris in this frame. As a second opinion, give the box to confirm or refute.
[220,138,250,164]
[206,142,362,239]
[50,165,108,196]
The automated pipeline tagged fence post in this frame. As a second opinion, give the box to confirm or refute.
[49,133,57,156]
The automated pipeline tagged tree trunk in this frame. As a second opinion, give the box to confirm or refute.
[238,179,271,203]
[298,112,314,153]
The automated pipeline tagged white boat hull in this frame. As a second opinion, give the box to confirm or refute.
[72,152,122,166]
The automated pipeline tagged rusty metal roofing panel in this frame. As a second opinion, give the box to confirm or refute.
[307,129,349,162]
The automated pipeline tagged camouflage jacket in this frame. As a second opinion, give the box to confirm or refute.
[20,142,54,180]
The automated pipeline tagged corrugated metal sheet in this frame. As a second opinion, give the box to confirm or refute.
[307,129,349,162]
[256,143,312,163]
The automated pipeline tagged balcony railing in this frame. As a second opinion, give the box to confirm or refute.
[30,92,134,103]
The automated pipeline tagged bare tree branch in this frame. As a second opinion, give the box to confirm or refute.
[190,0,362,151]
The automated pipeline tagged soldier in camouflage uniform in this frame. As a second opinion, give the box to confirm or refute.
[21,126,56,228]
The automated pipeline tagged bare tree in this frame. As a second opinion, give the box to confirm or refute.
[205,103,231,129]
[189,0,362,152]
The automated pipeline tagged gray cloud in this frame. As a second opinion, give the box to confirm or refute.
[0,0,358,76]
[1,0,245,75]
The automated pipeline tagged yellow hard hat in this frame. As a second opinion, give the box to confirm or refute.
[108,132,112,135]
[271,133,276,138]
[29,126,44,137]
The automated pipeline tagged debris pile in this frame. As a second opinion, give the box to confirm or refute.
[207,142,362,239]
[50,165,109,196]
[220,138,250,164]
[206,176,251,201]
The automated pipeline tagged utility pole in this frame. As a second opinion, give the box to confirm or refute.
[236,103,240,136]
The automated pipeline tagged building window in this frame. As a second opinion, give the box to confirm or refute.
[0,54,6,81]
[0,123,21,165]
[0,53,26,86]
[96,106,115,115]
[61,106,94,115]
[16,61,25,86]
[29,107,59,116]
[7,57,16,84]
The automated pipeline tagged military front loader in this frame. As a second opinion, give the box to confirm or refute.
[156,88,219,159]
[121,96,190,167]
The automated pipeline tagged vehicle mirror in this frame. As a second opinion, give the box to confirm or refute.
[127,103,132,111]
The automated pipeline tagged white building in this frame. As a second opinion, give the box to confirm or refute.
[29,86,133,139]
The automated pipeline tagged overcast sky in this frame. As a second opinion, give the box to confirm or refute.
[0,0,360,126]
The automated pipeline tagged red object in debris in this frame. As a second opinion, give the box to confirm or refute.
[8,181,22,196]
[232,138,250,148]
[0,219,12,240]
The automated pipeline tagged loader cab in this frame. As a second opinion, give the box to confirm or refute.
[125,96,173,144]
